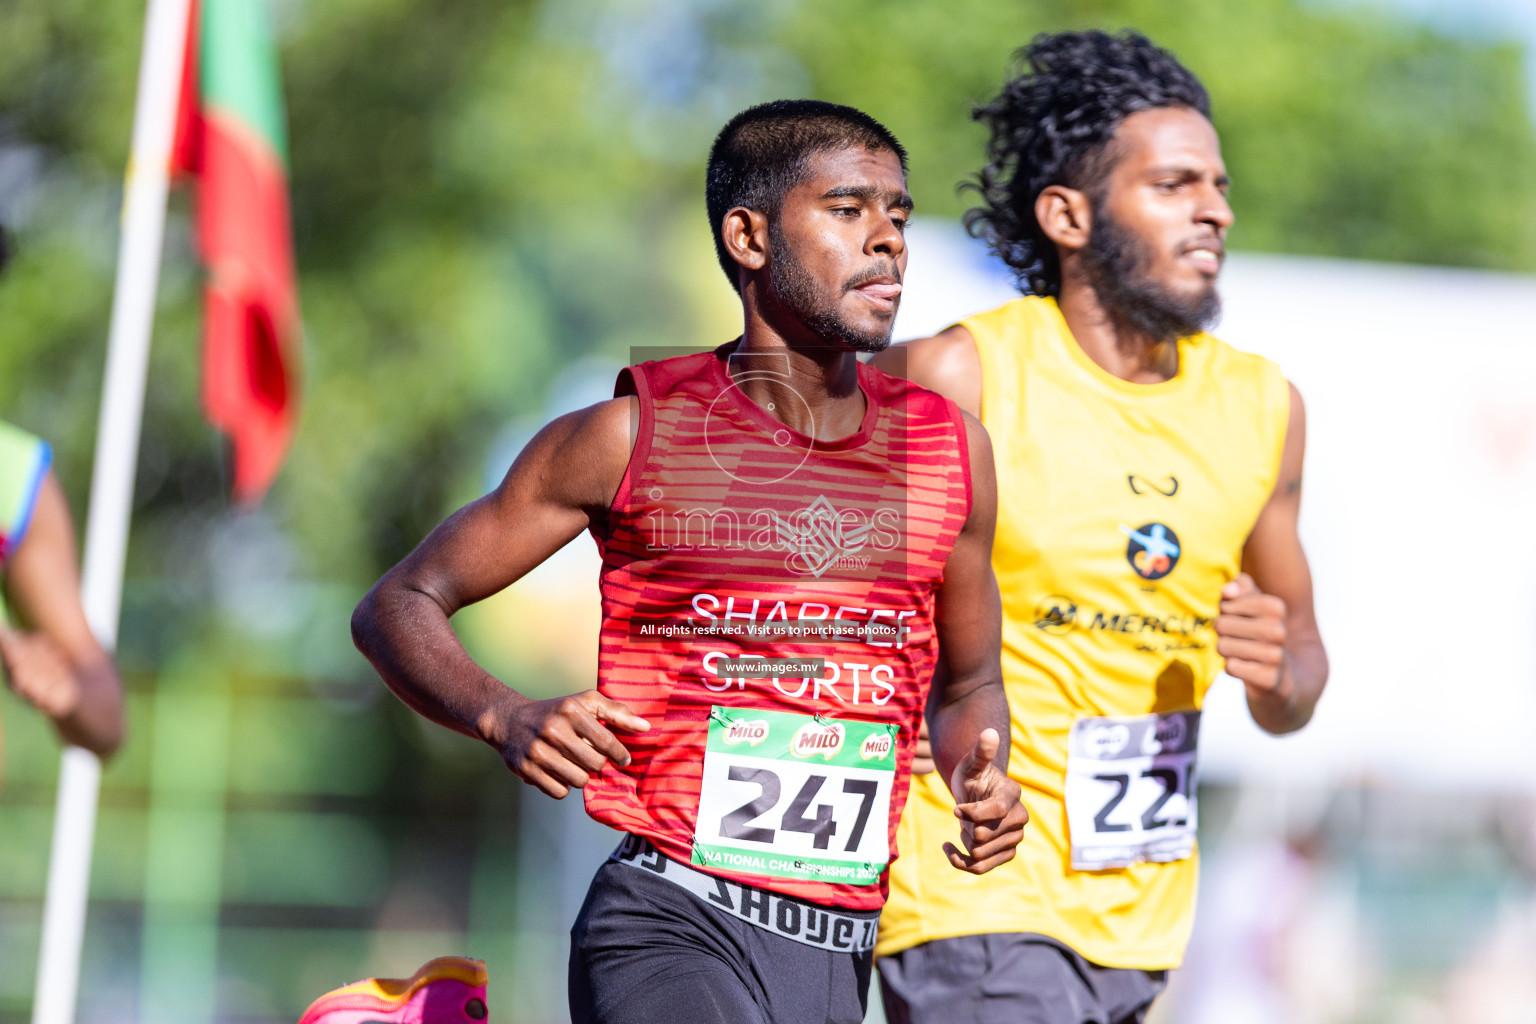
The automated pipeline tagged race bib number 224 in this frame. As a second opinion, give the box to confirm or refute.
[1063,710,1200,871]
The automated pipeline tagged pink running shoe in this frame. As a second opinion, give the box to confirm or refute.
[297,956,488,1024]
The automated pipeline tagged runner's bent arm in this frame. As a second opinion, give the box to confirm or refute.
[1220,383,1328,734]
[875,327,984,773]
[926,411,1027,873]
[0,471,125,757]
[352,397,649,798]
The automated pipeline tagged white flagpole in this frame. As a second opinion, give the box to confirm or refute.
[31,1,193,1021]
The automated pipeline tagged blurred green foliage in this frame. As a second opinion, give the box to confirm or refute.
[3,0,1534,582]
[788,0,1536,270]
[0,0,1533,1020]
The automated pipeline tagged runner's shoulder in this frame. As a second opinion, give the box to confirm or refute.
[540,395,636,451]
[956,408,995,528]
[871,325,981,416]
[956,408,991,456]
[510,396,637,510]
[1198,330,1285,378]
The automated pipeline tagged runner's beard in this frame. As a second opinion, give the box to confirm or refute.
[767,221,895,354]
[1081,206,1221,345]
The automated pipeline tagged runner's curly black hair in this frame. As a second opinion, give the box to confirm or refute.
[965,31,1211,297]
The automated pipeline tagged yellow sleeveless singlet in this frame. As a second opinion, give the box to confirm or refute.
[878,296,1289,969]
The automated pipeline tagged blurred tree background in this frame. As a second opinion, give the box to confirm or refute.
[0,0,1532,1021]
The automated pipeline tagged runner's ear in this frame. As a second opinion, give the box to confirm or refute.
[721,207,768,277]
[1035,184,1091,251]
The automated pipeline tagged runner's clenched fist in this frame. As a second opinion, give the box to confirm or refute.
[0,625,81,720]
[943,728,1028,874]
[484,688,649,799]
[1215,573,1290,699]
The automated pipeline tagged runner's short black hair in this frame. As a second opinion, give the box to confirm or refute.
[966,30,1211,297]
[707,100,908,292]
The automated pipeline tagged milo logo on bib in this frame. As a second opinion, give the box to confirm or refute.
[723,719,770,746]
[697,708,899,885]
[791,721,845,759]
[1086,723,1131,759]
[860,733,893,761]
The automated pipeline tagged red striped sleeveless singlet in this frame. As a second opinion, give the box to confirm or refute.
[583,344,970,911]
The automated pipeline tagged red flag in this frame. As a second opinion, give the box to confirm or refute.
[172,0,299,504]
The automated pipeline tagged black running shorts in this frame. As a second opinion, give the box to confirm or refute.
[878,932,1167,1024]
[569,839,874,1024]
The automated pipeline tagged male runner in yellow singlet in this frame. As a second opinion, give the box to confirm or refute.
[872,30,1329,1024]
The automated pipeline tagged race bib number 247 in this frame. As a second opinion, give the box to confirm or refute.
[693,707,897,887]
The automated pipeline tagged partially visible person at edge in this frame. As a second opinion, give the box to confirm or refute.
[871,31,1329,1024]
[0,226,126,766]
[352,100,1028,1024]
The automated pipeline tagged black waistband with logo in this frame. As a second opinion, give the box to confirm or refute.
[610,835,879,953]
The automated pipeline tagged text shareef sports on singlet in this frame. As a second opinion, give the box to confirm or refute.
[634,493,925,884]
[590,353,965,907]
[630,491,925,712]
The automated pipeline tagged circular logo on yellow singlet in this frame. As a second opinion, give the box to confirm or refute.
[1121,522,1181,580]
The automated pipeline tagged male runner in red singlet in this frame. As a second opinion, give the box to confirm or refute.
[352,100,1028,1024]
